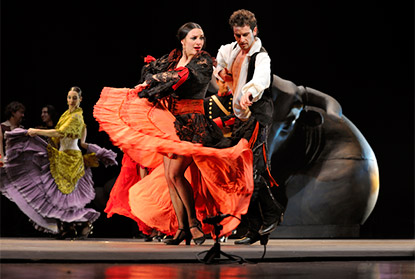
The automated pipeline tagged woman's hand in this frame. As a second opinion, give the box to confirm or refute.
[27,128,38,137]
[134,81,148,92]
[27,128,60,138]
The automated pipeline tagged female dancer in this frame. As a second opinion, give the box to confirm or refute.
[0,86,117,239]
[94,23,254,245]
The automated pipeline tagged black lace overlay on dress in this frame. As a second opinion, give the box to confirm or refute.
[174,113,232,148]
[137,49,232,148]
[140,49,181,82]
[138,49,213,102]
[140,70,183,102]
[176,52,213,99]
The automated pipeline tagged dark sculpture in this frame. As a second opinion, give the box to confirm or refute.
[207,74,379,237]
[267,75,379,237]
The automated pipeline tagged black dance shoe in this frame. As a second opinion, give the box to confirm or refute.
[164,228,191,245]
[144,229,158,242]
[144,230,165,242]
[75,222,93,239]
[234,232,260,245]
[190,222,206,246]
[259,212,284,236]
[258,222,278,235]
[56,222,77,240]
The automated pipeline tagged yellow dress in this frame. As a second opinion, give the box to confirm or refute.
[47,107,86,195]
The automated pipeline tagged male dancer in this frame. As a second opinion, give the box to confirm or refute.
[214,9,283,245]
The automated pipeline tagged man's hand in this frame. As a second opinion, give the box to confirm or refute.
[219,68,233,83]
[240,92,253,110]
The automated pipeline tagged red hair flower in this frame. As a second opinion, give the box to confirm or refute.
[144,55,156,64]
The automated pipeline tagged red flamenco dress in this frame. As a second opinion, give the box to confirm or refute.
[94,50,253,237]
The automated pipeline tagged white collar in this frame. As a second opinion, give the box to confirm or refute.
[231,37,263,58]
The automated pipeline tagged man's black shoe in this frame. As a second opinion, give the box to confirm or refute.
[259,212,284,235]
[234,233,260,245]
[258,221,278,235]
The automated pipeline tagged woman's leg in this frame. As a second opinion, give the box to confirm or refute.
[164,156,188,236]
[138,166,148,179]
[164,155,203,240]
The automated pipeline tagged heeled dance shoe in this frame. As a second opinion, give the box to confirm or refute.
[56,222,77,240]
[190,222,206,245]
[164,228,191,245]
[75,222,93,240]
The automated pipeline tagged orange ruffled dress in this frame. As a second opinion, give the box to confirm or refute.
[103,153,153,234]
[95,87,254,236]
[94,52,253,237]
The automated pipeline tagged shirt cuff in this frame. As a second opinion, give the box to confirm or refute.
[213,65,225,81]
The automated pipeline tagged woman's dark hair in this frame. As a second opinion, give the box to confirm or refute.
[4,101,25,120]
[176,22,205,48]
[70,86,82,97]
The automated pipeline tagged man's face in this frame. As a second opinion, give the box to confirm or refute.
[233,25,257,51]
[13,109,25,124]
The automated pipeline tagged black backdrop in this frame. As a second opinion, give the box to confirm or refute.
[1,1,413,238]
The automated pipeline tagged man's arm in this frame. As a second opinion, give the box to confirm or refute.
[241,52,271,103]
[213,43,236,81]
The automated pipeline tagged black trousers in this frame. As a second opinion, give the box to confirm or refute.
[232,117,283,235]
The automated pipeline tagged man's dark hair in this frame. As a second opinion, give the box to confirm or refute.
[229,9,257,31]
[4,101,25,120]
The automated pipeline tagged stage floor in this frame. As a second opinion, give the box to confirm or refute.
[1,238,414,262]
[2,260,414,279]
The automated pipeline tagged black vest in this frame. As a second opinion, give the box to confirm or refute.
[247,47,274,126]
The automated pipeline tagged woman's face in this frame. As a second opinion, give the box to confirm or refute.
[67,90,81,110]
[41,107,51,123]
[181,28,205,57]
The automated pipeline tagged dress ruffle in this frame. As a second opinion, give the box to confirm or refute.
[94,87,254,236]
[0,128,117,234]
[104,153,153,235]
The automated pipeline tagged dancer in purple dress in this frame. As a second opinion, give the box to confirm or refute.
[0,86,117,239]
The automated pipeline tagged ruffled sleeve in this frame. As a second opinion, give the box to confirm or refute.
[139,53,171,83]
[138,50,213,102]
[186,51,213,87]
[138,67,189,102]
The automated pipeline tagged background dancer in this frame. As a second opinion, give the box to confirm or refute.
[0,86,117,239]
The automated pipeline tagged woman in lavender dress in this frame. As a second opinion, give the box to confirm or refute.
[0,86,117,239]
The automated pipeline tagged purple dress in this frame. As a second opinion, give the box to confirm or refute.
[0,128,117,234]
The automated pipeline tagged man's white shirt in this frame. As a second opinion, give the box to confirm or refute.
[214,37,271,121]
